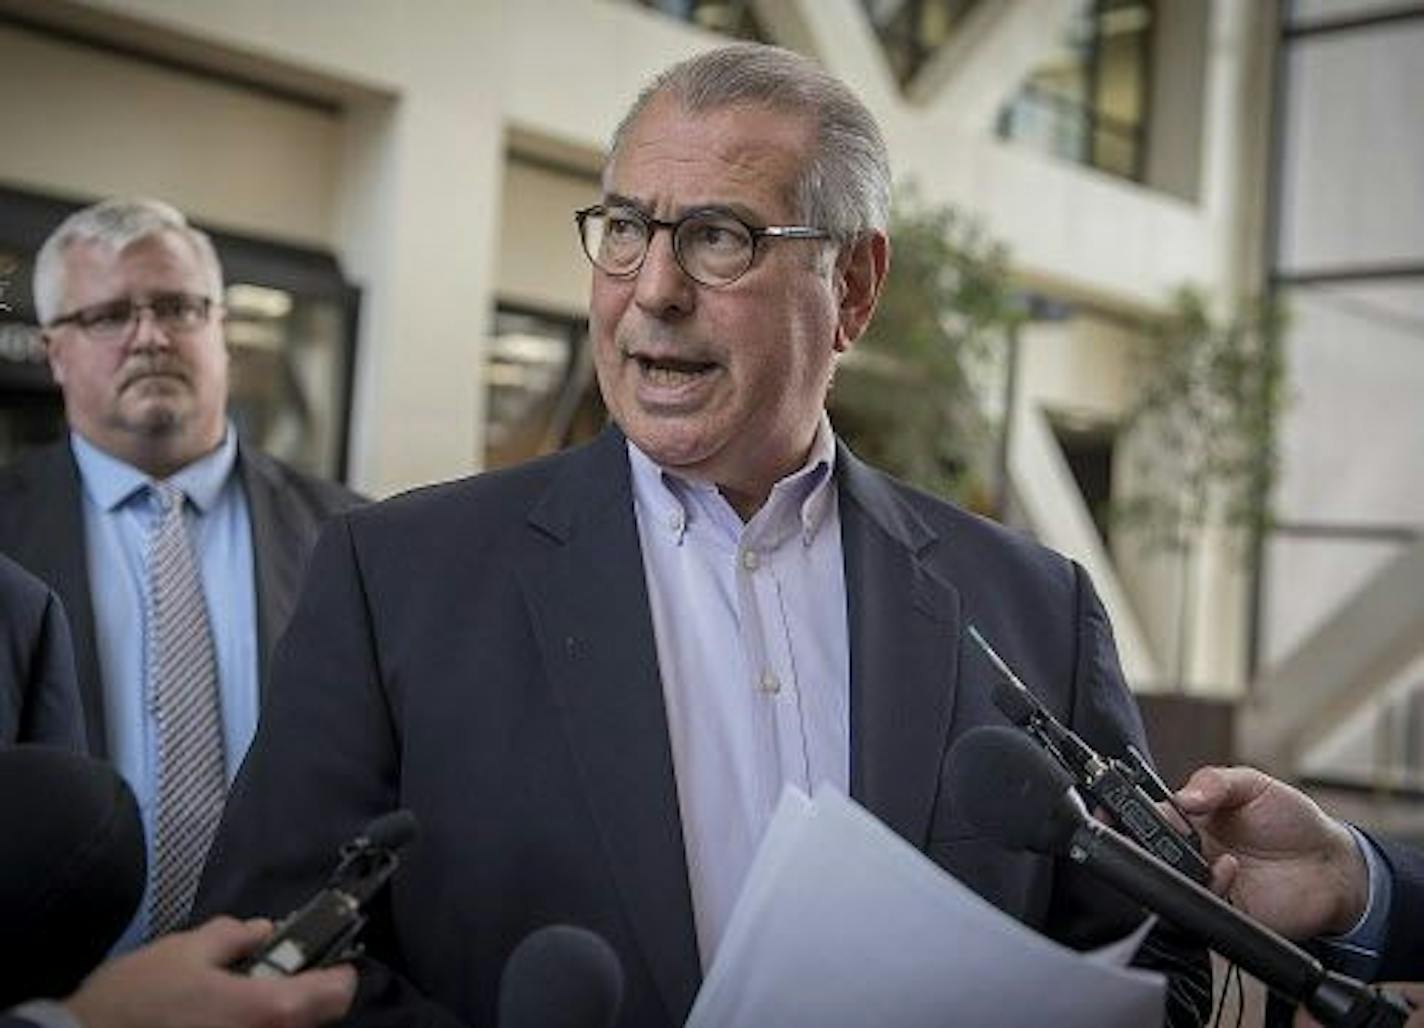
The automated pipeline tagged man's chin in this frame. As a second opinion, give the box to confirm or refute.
[119,401,187,437]
[622,424,720,476]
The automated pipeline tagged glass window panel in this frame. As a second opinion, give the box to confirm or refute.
[1291,0,1424,30]
[484,306,604,470]
[1092,126,1139,178]
[1096,27,1148,125]
[1261,534,1410,666]
[998,87,1089,164]
[225,283,353,481]
[1299,652,1424,791]
[1273,281,1424,525]
[860,0,984,86]
[997,0,1152,183]
[1278,23,1424,271]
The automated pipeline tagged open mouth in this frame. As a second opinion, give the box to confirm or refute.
[630,352,718,386]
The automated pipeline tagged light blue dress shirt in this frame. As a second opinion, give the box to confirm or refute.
[630,415,849,967]
[1320,824,1394,980]
[71,428,258,949]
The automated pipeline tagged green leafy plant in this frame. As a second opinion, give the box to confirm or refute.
[1115,286,1287,554]
[830,189,1021,510]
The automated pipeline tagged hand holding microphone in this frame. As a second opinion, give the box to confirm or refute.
[1174,764,1370,941]
[946,725,1414,1028]
[63,916,355,1028]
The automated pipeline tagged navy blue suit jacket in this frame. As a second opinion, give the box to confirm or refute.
[0,552,84,749]
[196,426,1208,1027]
[1376,836,1424,980]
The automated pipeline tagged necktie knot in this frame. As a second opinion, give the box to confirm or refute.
[151,481,185,518]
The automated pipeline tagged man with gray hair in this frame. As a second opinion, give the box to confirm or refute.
[0,198,362,947]
[198,44,1209,1026]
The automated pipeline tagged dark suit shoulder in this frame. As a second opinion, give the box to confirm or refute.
[0,552,52,628]
[0,553,85,749]
[0,439,69,484]
[844,455,1077,597]
[238,448,366,516]
[0,442,73,521]
[345,437,601,542]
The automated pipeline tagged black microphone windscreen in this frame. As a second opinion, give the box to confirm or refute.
[498,924,624,1028]
[0,745,146,1005]
[946,725,1082,854]
[363,808,419,851]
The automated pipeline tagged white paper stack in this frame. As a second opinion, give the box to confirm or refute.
[686,787,1164,1028]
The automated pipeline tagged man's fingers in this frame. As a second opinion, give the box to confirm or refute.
[1175,765,1267,815]
[1208,853,1238,898]
[177,916,272,963]
[266,965,358,1024]
[1380,981,1424,1007]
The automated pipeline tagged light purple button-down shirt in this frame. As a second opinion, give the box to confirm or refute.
[629,416,850,967]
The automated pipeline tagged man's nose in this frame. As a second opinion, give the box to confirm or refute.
[129,305,172,350]
[633,230,695,319]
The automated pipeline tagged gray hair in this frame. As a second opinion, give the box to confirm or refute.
[607,43,891,245]
[33,197,224,324]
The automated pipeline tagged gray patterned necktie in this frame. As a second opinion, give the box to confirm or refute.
[145,480,226,937]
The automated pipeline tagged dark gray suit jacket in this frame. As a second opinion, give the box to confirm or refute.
[0,552,84,749]
[0,438,363,755]
[196,426,1208,1027]
[1375,836,1424,980]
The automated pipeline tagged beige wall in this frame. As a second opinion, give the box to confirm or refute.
[496,159,599,317]
[0,23,339,245]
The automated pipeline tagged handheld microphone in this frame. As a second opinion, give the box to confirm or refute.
[497,924,625,1028]
[967,625,1211,886]
[235,809,418,978]
[947,725,1414,1028]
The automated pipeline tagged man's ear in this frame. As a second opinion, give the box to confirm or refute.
[832,230,890,353]
[42,331,68,386]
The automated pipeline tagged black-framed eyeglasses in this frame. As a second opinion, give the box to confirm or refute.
[575,204,831,287]
[45,292,217,342]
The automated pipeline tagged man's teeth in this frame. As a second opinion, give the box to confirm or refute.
[635,355,713,384]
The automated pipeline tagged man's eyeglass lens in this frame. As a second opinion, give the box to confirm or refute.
[51,294,214,340]
[579,207,757,287]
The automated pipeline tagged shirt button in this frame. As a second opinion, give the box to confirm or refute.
[667,510,685,533]
[758,672,780,694]
[741,549,759,571]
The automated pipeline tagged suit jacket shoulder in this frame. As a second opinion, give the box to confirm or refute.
[0,444,99,750]
[0,553,85,749]
[235,446,366,684]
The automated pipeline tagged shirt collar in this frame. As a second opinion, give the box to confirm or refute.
[627,413,837,548]
[71,424,239,514]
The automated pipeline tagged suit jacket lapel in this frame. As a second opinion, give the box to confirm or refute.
[517,428,701,1024]
[238,447,302,698]
[839,444,962,849]
[14,444,108,755]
